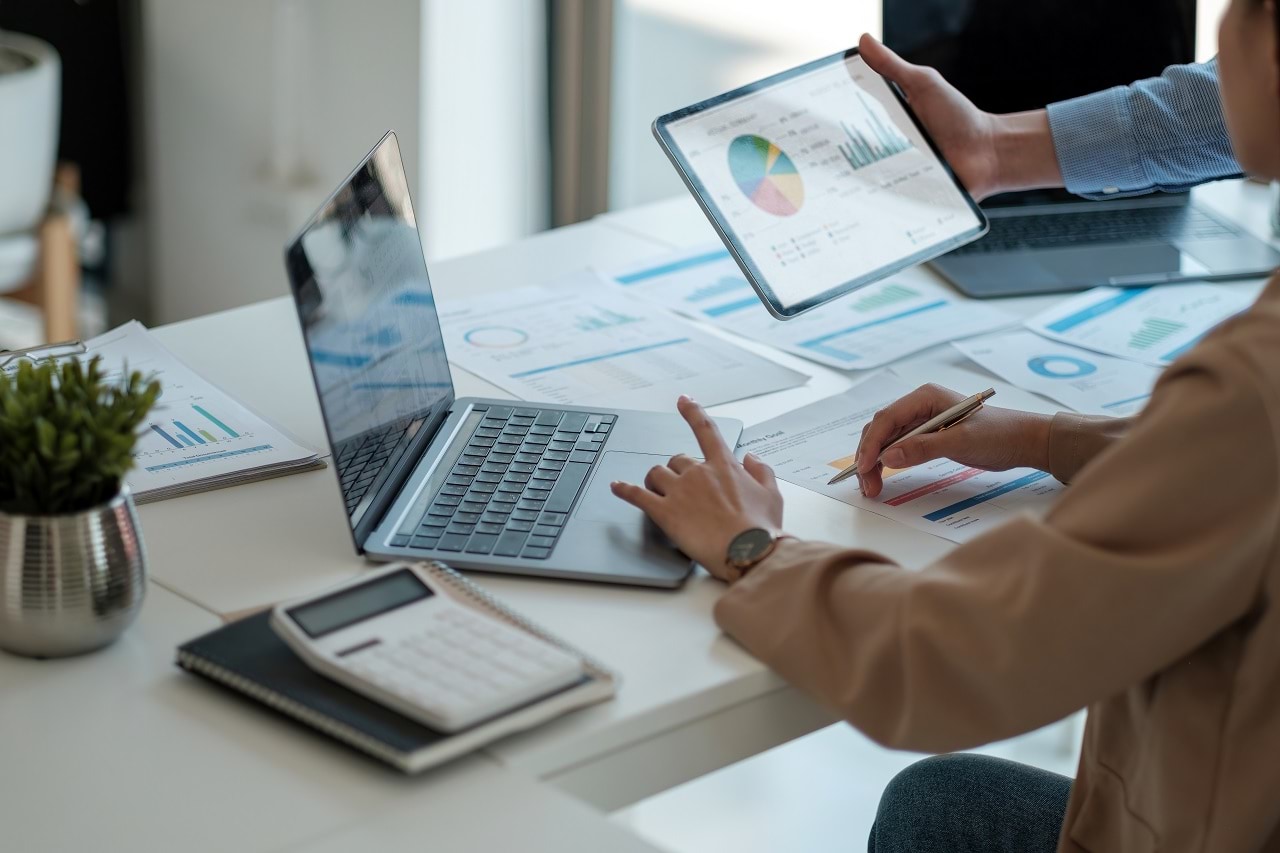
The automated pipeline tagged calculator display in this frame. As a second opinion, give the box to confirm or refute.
[289,569,433,638]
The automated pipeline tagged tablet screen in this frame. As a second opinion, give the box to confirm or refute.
[657,51,985,317]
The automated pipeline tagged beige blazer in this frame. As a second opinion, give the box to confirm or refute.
[715,277,1280,852]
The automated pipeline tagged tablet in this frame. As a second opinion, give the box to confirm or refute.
[653,48,988,319]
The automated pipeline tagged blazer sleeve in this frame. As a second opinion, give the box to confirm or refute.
[714,337,1278,753]
[1047,412,1133,484]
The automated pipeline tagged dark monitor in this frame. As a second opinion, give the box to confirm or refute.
[883,0,1197,203]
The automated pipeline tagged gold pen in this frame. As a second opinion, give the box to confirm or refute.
[828,388,996,486]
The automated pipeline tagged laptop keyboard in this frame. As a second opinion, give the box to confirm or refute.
[336,424,410,516]
[391,406,614,560]
[950,206,1241,255]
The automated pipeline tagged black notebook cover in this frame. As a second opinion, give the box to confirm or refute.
[177,611,449,758]
[175,562,616,773]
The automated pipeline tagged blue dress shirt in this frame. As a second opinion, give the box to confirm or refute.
[1045,59,1244,198]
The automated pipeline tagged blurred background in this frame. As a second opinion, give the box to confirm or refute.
[0,0,1226,348]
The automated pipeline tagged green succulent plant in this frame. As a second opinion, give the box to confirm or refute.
[0,357,161,515]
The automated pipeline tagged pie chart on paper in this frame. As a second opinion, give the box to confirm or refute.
[728,135,805,217]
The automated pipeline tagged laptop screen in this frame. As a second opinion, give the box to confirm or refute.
[285,133,455,529]
[883,0,1197,203]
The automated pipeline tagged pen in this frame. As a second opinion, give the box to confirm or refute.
[827,388,996,486]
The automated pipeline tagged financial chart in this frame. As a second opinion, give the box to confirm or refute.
[664,54,980,310]
[436,275,806,410]
[1026,284,1254,366]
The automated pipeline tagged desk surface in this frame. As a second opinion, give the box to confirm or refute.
[8,178,1275,850]
[0,584,662,853]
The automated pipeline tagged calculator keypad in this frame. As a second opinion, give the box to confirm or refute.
[344,603,584,731]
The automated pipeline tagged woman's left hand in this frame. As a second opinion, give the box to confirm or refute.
[610,396,785,581]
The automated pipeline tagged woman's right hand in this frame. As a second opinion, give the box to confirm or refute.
[855,384,1054,498]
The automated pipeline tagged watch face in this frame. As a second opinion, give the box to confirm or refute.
[728,528,775,567]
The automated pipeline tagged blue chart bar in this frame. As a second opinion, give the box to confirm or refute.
[1102,394,1152,410]
[178,434,195,447]
[174,421,206,445]
[1162,333,1206,363]
[144,444,273,473]
[703,297,759,318]
[193,404,239,438]
[510,338,690,378]
[799,301,948,362]
[615,249,732,285]
[150,424,183,449]
[1045,289,1148,333]
[923,471,1050,522]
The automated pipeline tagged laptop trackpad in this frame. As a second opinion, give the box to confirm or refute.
[575,452,673,523]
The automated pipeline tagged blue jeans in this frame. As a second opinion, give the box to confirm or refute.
[868,754,1072,853]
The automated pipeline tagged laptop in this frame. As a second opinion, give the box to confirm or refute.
[284,132,742,588]
[884,0,1280,297]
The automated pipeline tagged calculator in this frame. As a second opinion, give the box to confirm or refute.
[270,563,586,732]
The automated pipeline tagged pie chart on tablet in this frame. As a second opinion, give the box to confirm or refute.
[727,135,805,217]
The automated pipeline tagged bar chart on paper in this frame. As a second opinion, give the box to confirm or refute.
[437,274,807,410]
[738,374,1064,544]
[1026,284,1255,366]
[606,246,1013,370]
[82,321,319,500]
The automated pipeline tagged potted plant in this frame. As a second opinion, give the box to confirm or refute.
[0,357,160,657]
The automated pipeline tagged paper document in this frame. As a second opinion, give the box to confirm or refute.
[605,246,1014,369]
[738,373,1064,543]
[1025,284,1252,366]
[953,331,1162,417]
[437,274,808,410]
[71,322,321,502]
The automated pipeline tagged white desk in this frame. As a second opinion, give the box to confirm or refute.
[0,584,663,853]
[8,178,1275,850]
[145,178,1274,810]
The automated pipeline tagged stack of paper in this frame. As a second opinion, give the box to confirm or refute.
[81,322,323,503]
[436,273,809,410]
[604,245,1015,370]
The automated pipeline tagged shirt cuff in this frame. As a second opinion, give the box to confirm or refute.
[1046,87,1147,198]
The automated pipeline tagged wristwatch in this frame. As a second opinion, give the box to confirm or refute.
[724,528,793,581]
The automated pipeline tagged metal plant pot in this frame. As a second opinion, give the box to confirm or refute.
[0,488,147,658]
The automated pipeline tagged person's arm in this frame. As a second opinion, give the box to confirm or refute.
[713,333,1278,753]
[848,384,1134,498]
[1047,59,1242,198]
[859,37,1240,200]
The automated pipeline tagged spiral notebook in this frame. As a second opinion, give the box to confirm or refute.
[175,562,618,774]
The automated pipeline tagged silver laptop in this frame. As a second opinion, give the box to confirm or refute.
[284,132,741,587]
[885,0,1280,298]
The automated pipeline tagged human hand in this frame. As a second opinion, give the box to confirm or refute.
[858,34,1063,200]
[610,396,784,582]
[858,34,1002,199]
[855,384,1053,498]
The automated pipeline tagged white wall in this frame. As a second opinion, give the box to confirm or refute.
[420,0,549,261]
[144,0,421,323]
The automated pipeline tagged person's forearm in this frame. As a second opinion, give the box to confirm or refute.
[991,110,1064,196]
